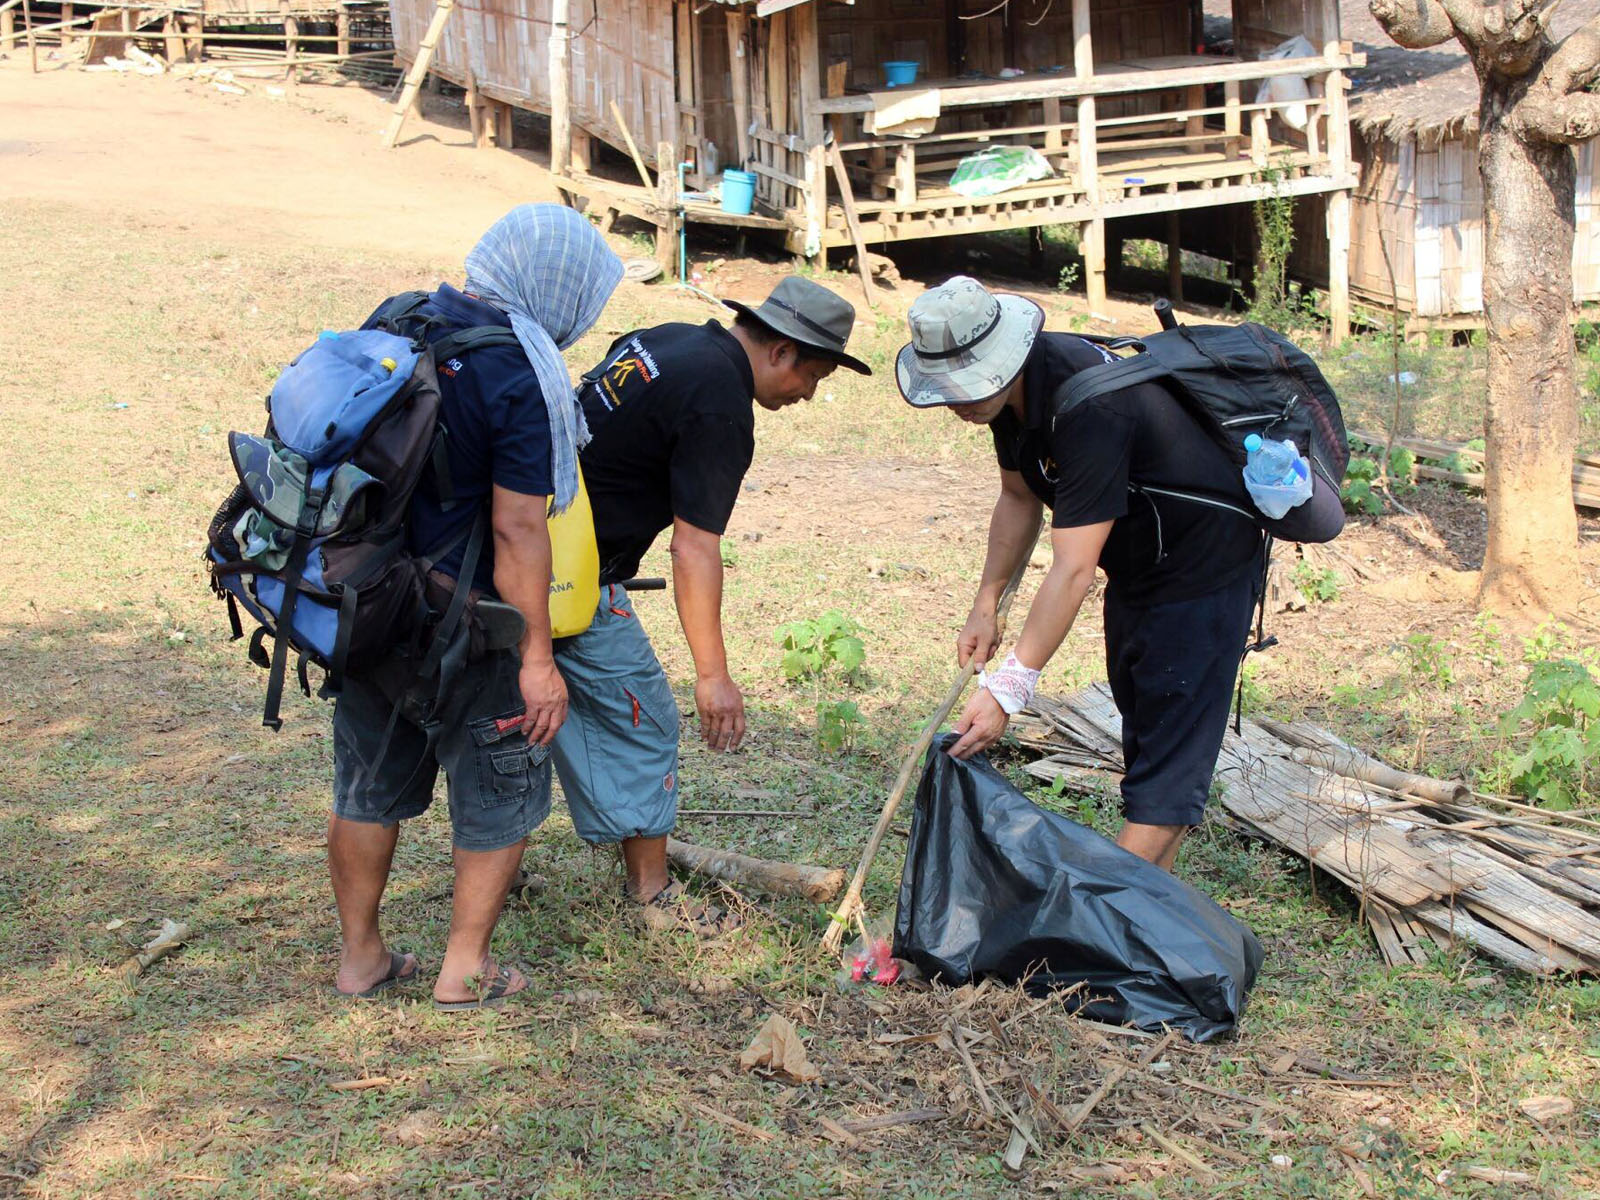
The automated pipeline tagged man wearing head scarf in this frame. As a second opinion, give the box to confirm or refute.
[555,277,870,933]
[328,204,622,1008]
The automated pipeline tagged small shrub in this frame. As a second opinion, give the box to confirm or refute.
[815,699,865,753]
[1290,562,1341,604]
[1057,261,1080,292]
[719,537,739,568]
[1386,445,1416,493]
[1341,453,1383,515]
[1400,632,1454,687]
[1494,658,1599,810]
[774,610,866,683]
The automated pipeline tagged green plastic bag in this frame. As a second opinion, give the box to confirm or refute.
[948,145,1054,198]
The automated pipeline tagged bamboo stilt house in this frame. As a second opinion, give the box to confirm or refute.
[387,0,1363,333]
[1290,0,1600,328]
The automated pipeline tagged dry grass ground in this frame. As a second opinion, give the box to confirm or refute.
[1,55,1597,1198]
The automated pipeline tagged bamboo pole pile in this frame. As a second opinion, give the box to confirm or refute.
[1013,685,1600,975]
[1351,428,1600,511]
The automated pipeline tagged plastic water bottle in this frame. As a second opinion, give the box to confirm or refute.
[1242,433,1312,518]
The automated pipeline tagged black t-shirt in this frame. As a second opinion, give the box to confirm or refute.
[577,320,757,584]
[363,284,554,592]
[990,332,1262,606]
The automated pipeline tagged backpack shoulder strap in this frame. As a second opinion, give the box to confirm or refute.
[430,324,522,362]
[371,290,433,331]
[1051,355,1174,427]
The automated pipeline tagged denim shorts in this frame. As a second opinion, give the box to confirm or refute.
[550,585,680,844]
[332,646,553,851]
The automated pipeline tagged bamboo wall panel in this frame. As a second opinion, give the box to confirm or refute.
[388,0,675,165]
[1575,141,1600,302]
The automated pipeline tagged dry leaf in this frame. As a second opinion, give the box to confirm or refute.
[104,919,126,931]
[738,1014,821,1084]
[1518,1095,1573,1123]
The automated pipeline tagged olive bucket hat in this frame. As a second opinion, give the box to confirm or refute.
[895,275,1044,407]
[723,277,872,375]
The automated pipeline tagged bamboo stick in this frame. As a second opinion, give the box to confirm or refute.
[381,0,453,150]
[822,545,1035,954]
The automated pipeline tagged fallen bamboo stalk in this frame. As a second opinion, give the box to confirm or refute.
[666,837,844,903]
[116,919,189,979]
[821,544,1035,954]
[836,1108,945,1134]
[609,99,657,192]
[1286,746,1468,803]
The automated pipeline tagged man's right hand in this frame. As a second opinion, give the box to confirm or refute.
[957,607,1000,669]
[518,659,568,746]
[695,672,746,753]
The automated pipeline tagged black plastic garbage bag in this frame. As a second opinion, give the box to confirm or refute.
[892,737,1263,1042]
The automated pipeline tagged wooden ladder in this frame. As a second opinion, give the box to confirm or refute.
[380,0,456,150]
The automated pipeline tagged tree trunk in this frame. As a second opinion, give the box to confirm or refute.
[1477,87,1582,612]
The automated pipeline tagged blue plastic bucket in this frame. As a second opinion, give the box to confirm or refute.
[882,60,919,87]
[720,168,757,215]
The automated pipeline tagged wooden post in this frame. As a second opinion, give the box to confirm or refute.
[570,128,592,171]
[550,0,572,179]
[1321,0,1353,341]
[60,1,70,48]
[675,0,697,175]
[1,8,14,51]
[161,12,180,63]
[1043,97,1063,161]
[728,10,752,169]
[465,73,487,147]
[1072,0,1104,313]
[23,0,36,73]
[1167,210,1184,302]
[181,13,203,63]
[1327,189,1351,341]
[336,4,350,58]
[894,144,916,205]
[1184,84,1204,138]
[656,139,680,279]
[795,1,825,265]
[283,1,300,88]
[1223,80,1241,157]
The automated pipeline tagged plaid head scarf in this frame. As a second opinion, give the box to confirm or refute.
[463,203,623,513]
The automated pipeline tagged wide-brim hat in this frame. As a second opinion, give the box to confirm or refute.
[895,275,1044,407]
[723,276,872,375]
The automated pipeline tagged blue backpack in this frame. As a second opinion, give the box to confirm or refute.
[206,294,519,729]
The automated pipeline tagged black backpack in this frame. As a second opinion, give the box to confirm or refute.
[207,291,520,730]
[1055,303,1348,544]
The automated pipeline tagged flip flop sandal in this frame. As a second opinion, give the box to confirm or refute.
[634,880,744,937]
[432,964,526,1011]
[334,950,420,999]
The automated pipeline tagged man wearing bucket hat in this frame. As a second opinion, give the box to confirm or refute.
[555,276,870,932]
[898,276,1265,871]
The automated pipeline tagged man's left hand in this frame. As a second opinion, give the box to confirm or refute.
[947,688,1008,760]
[695,672,746,752]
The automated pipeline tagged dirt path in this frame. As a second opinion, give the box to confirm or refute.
[0,57,562,264]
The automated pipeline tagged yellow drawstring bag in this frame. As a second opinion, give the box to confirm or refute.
[547,465,600,637]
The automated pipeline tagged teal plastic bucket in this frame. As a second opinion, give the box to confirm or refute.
[721,169,757,215]
[883,60,919,87]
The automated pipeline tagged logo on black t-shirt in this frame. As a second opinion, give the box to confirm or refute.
[597,336,661,411]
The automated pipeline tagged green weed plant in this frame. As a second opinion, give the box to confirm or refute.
[1494,658,1599,810]
[774,610,868,753]
[1290,562,1341,605]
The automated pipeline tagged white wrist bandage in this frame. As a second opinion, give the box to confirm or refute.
[978,651,1041,716]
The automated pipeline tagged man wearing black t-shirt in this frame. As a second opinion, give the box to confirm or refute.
[897,276,1263,871]
[553,278,870,930]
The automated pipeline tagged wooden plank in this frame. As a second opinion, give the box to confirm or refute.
[829,144,878,309]
[811,54,1365,114]
[728,10,752,168]
[381,0,456,150]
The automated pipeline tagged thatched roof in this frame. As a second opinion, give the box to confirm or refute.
[1206,0,1600,141]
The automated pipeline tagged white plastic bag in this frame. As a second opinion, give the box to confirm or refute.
[1256,35,1314,132]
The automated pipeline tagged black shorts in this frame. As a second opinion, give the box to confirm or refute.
[1103,566,1260,827]
[332,648,552,851]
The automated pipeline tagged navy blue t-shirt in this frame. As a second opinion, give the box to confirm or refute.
[362,284,554,592]
[576,320,756,584]
[990,332,1262,607]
